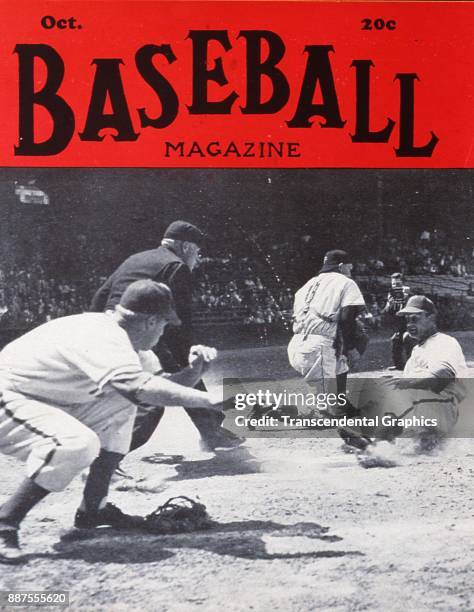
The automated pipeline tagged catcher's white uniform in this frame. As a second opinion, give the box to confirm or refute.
[288,272,365,393]
[0,313,158,491]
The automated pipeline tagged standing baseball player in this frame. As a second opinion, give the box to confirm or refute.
[91,220,242,453]
[288,250,366,415]
[383,272,414,369]
[0,280,223,562]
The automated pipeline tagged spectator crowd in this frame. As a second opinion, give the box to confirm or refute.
[353,230,473,277]
[0,256,105,329]
[1,229,472,332]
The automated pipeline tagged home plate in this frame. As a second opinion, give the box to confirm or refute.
[259,447,357,473]
[136,406,205,459]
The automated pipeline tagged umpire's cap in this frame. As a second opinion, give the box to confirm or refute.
[397,295,436,317]
[119,280,181,324]
[320,249,350,272]
[163,220,205,246]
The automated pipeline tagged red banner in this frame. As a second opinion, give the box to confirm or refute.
[0,1,472,167]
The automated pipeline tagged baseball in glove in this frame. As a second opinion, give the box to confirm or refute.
[144,496,215,534]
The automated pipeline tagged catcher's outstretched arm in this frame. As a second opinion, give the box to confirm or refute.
[109,372,221,410]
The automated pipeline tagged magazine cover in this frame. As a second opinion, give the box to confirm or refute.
[0,1,473,610]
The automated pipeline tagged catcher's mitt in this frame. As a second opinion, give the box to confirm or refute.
[144,496,215,534]
[353,319,370,356]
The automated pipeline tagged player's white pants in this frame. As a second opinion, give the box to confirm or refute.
[0,388,136,492]
[288,334,348,394]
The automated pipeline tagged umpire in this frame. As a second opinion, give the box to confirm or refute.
[91,220,243,452]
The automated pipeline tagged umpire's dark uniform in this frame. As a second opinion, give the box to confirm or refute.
[91,221,231,451]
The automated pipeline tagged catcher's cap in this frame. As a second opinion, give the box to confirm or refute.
[391,272,403,279]
[119,279,181,324]
[163,220,205,246]
[320,249,350,273]
[397,295,436,316]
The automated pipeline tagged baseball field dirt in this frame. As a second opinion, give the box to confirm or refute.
[1,333,473,612]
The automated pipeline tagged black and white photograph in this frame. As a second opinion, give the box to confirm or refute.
[0,167,473,610]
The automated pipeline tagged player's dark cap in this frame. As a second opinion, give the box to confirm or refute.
[163,220,205,246]
[397,295,436,316]
[320,249,350,272]
[119,279,181,324]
